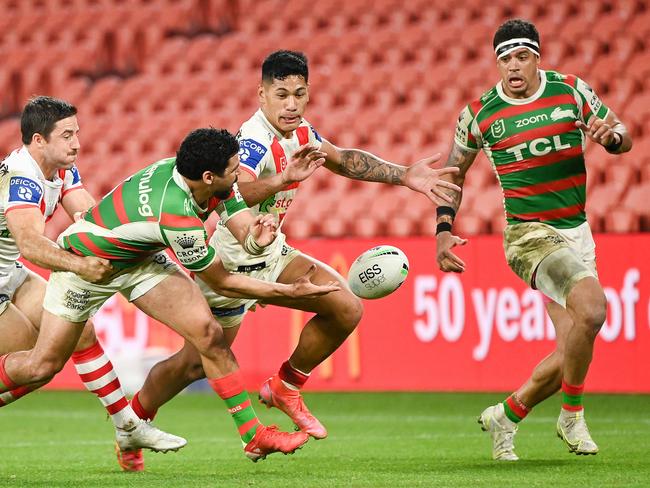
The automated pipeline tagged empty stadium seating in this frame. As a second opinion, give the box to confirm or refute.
[0,0,648,238]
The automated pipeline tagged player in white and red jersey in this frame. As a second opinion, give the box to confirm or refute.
[0,96,188,455]
[121,50,461,469]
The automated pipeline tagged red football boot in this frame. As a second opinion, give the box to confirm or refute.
[115,444,144,472]
[259,374,328,439]
[244,425,309,462]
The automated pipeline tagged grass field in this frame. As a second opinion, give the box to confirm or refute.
[0,391,648,487]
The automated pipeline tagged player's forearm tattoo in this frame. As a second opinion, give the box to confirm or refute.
[441,144,476,214]
[338,149,405,184]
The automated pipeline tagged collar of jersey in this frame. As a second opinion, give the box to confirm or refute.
[255,109,291,140]
[496,69,546,105]
[172,166,208,214]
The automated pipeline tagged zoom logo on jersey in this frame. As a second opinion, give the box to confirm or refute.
[239,139,267,168]
[515,113,548,128]
[9,177,42,204]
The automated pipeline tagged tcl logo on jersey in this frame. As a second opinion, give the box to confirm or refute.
[9,177,42,204]
[505,136,572,161]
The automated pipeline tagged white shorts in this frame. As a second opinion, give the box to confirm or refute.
[0,262,30,315]
[196,243,300,328]
[43,252,180,323]
[554,222,597,276]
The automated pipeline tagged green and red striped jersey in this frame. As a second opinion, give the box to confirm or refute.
[59,158,247,272]
[454,70,609,229]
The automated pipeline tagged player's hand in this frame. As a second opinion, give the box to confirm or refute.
[436,231,468,273]
[288,264,341,298]
[403,154,461,205]
[73,211,85,222]
[78,256,114,283]
[282,144,327,185]
[248,214,278,247]
[575,118,616,147]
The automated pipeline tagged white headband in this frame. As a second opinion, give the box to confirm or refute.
[495,37,540,59]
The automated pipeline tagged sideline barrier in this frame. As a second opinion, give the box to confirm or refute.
[42,234,649,393]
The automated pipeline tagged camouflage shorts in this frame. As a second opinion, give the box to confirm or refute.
[503,222,572,286]
[504,222,598,305]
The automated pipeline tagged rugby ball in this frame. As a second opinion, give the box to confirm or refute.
[348,245,409,299]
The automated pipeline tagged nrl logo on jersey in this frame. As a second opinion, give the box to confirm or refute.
[490,119,506,139]
[550,107,575,121]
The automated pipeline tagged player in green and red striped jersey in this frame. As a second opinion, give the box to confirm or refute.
[0,128,341,463]
[435,19,632,461]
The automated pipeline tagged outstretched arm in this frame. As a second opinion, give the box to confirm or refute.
[196,259,340,299]
[435,141,479,273]
[320,139,461,205]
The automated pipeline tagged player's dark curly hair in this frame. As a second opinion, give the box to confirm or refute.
[21,96,77,145]
[493,19,540,50]
[176,127,239,180]
[262,50,309,83]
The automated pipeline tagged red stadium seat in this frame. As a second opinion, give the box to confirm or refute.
[454,213,489,236]
[604,209,640,233]
[385,217,419,237]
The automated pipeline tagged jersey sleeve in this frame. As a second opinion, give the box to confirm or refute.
[572,75,610,124]
[454,105,481,152]
[62,165,83,196]
[214,182,248,223]
[161,221,216,272]
[237,135,269,179]
[5,171,44,213]
[303,119,323,149]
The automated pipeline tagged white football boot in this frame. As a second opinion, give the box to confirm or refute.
[116,419,187,453]
[478,403,519,461]
[556,409,599,455]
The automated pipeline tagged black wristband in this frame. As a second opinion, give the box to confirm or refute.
[436,206,456,220]
[605,132,623,153]
[436,222,452,234]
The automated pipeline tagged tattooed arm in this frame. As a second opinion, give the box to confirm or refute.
[321,140,405,183]
[435,141,479,273]
[436,141,480,223]
[321,140,460,205]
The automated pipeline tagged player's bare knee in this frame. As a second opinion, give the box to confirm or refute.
[568,281,606,336]
[29,356,65,383]
[192,319,228,356]
[332,293,363,333]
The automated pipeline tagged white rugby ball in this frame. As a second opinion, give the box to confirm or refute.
[348,245,409,299]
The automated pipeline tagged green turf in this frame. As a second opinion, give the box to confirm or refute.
[0,391,648,487]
